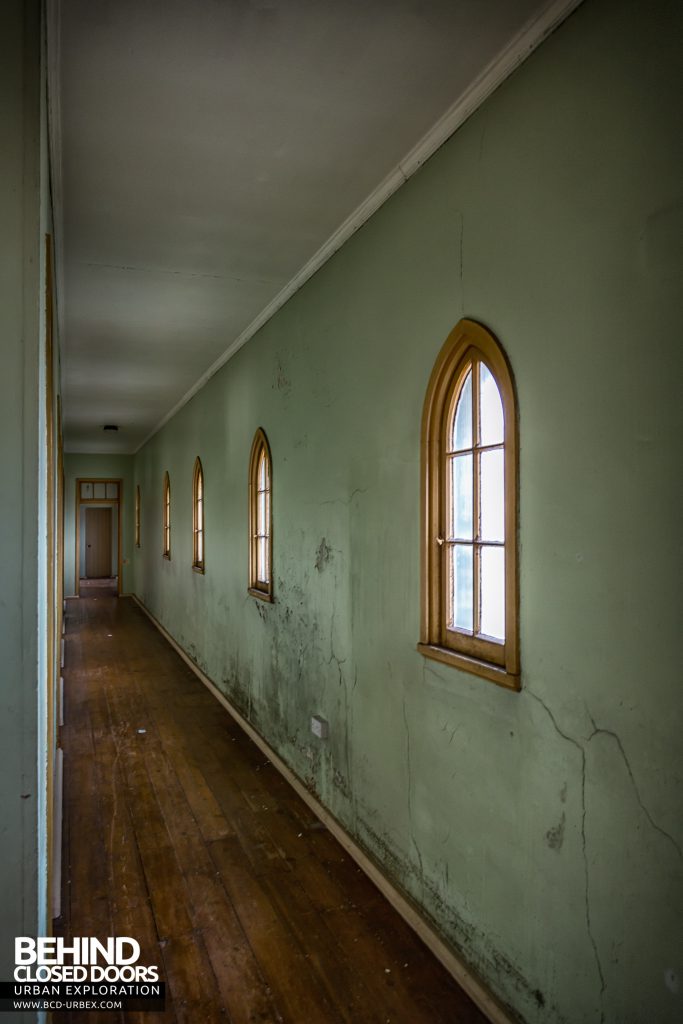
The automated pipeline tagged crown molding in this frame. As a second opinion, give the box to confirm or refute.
[127,0,584,453]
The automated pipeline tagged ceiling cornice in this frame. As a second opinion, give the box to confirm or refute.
[116,0,583,456]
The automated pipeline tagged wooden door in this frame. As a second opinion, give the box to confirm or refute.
[85,507,112,577]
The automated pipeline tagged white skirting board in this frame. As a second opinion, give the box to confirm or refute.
[130,594,514,1024]
[52,748,63,921]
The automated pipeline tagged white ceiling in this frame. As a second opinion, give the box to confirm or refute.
[51,0,577,453]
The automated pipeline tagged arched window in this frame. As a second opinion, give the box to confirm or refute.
[162,471,171,559]
[419,319,519,689]
[135,485,141,547]
[192,457,205,572]
[248,429,273,601]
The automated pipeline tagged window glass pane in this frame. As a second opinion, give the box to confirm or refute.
[449,454,473,540]
[106,482,118,499]
[257,538,268,582]
[257,491,267,534]
[480,545,505,640]
[94,482,106,499]
[197,532,203,563]
[451,368,472,451]
[449,544,473,632]
[80,482,92,499]
[479,363,504,446]
[258,451,267,490]
[197,474,203,500]
[480,449,505,542]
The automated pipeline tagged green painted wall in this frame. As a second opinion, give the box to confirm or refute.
[0,0,49,1007]
[63,454,135,596]
[134,1,683,1020]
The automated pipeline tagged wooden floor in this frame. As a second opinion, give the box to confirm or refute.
[56,594,488,1024]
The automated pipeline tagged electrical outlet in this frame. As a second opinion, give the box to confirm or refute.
[311,715,329,739]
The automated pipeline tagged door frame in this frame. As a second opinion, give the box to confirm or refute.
[75,478,123,596]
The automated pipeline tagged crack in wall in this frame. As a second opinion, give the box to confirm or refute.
[525,690,683,1020]
[587,714,683,864]
[527,690,606,1021]
[440,720,460,746]
[320,487,368,507]
[326,608,346,688]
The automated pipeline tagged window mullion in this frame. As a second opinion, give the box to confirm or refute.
[441,437,451,642]
[472,358,480,636]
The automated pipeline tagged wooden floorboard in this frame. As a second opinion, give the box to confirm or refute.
[55,594,488,1023]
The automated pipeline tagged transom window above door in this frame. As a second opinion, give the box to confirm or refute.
[80,480,118,500]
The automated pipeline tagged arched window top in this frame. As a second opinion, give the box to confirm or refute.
[162,471,171,559]
[192,457,205,573]
[248,429,273,602]
[419,319,519,689]
[257,448,267,490]
[449,361,505,452]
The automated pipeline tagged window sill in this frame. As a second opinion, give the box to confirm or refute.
[248,587,273,604]
[192,564,205,575]
[417,643,520,691]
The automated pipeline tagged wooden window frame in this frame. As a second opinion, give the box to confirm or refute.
[248,428,273,602]
[135,484,141,548]
[192,456,205,574]
[418,318,520,690]
[162,471,171,560]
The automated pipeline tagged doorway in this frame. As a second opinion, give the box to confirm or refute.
[85,507,112,577]
[76,478,122,596]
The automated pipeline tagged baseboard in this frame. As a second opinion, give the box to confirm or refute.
[129,593,515,1024]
